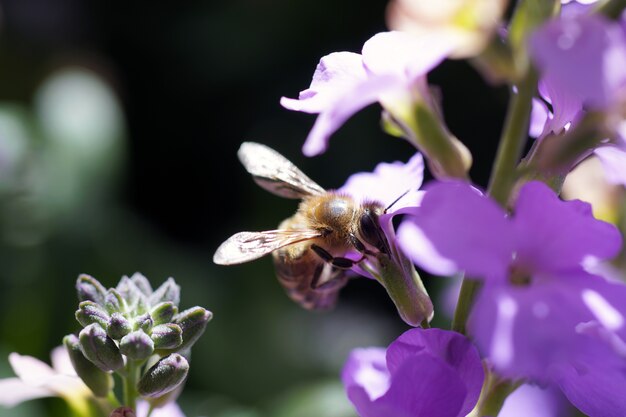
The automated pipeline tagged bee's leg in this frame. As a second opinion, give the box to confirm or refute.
[348,233,377,256]
[310,244,360,269]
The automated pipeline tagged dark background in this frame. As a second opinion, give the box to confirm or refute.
[0,1,507,416]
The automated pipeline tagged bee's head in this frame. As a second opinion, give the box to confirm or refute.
[359,203,389,254]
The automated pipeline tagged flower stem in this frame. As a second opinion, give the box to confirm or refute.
[452,69,537,335]
[487,69,538,206]
[451,277,481,334]
[123,360,140,410]
[469,365,522,417]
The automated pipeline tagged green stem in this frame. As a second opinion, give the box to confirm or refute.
[452,70,537,335]
[451,277,481,335]
[107,391,122,408]
[487,68,538,206]
[123,360,140,410]
[469,366,522,417]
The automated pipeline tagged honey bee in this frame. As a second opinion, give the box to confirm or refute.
[213,142,392,310]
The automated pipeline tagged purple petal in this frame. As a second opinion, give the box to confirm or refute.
[299,74,404,156]
[50,346,76,376]
[537,79,583,136]
[361,31,453,80]
[0,378,52,407]
[469,274,626,381]
[386,328,484,416]
[512,181,621,274]
[341,348,390,402]
[594,145,626,186]
[8,353,56,385]
[344,352,467,417]
[397,181,514,280]
[529,98,551,139]
[137,401,186,417]
[339,152,424,212]
[530,14,626,110]
[377,356,466,417]
[499,384,568,417]
[280,52,367,114]
[557,356,626,417]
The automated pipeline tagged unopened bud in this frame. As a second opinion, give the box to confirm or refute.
[64,334,113,397]
[107,312,132,340]
[116,277,148,314]
[151,324,183,350]
[149,278,180,306]
[173,307,212,351]
[134,313,153,333]
[76,274,107,305]
[79,323,124,372]
[150,302,178,325]
[104,289,126,315]
[76,301,110,329]
[137,354,189,397]
[130,272,152,296]
[120,330,154,360]
[109,407,136,417]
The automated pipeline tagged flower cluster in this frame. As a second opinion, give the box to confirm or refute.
[0,273,211,417]
[272,0,626,416]
[69,273,211,403]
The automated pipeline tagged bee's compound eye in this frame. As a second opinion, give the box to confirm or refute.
[359,210,387,253]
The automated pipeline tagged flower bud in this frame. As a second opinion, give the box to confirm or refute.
[107,312,132,340]
[120,330,154,360]
[173,307,212,351]
[149,278,180,306]
[137,353,189,397]
[64,334,113,397]
[109,407,136,417]
[129,272,152,295]
[76,301,111,329]
[76,274,107,305]
[134,312,153,333]
[150,302,178,325]
[117,277,148,314]
[151,324,183,350]
[79,323,124,372]
[104,289,127,314]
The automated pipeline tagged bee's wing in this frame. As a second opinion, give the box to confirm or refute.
[213,229,322,265]
[238,142,326,199]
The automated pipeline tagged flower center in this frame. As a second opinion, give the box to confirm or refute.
[508,261,532,286]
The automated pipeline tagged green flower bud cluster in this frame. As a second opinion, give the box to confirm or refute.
[65,273,212,402]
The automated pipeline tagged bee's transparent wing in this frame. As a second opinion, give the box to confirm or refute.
[213,229,322,265]
[238,142,326,199]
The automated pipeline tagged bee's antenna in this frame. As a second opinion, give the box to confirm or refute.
[384,189,410,213]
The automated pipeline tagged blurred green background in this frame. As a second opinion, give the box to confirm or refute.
[0,1,508,416]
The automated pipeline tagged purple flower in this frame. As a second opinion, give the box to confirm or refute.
[0,347,186,417]
[342,328,484,417]
[397,180,626,416]
[0,347,91,409]
[529,13,626,184]
[339,152,433,326]
[281,31,454,156]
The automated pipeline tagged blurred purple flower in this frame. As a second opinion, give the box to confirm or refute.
[0,347,185,416]
[281,31,454,156]
[0,347,90,409]
[529,13,626,184]
[397,180,626,416]
[342,328,483,417]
